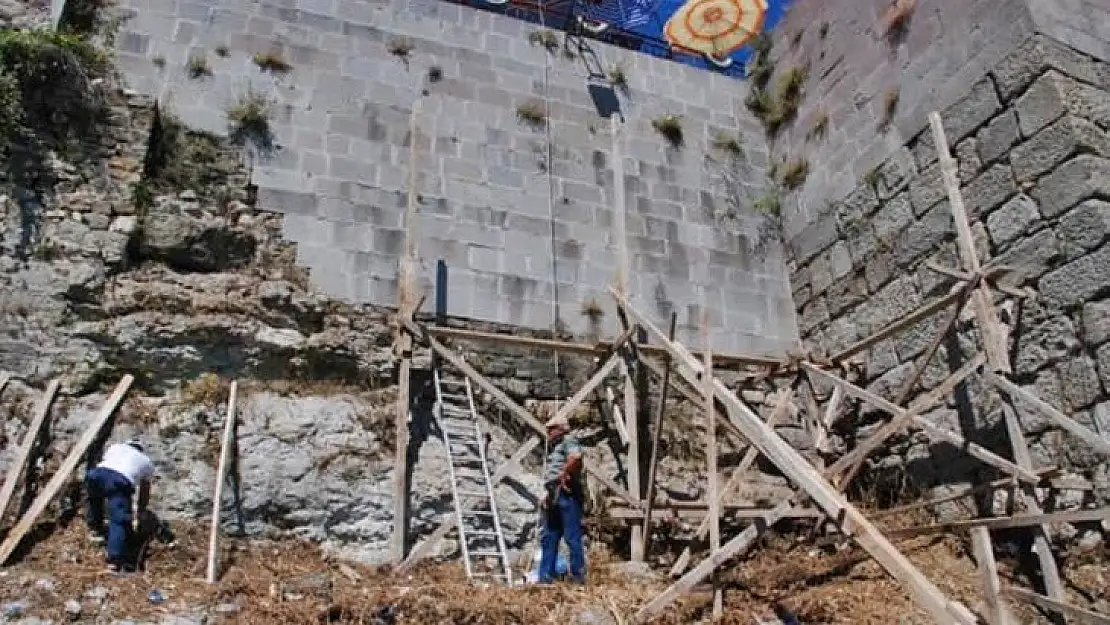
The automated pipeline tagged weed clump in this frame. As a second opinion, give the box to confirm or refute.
[607,62,629,92]
[253,50,292,74]
[779,158,809,190]
[516,101,547,128]
[227,90,274,150]
[528,29,560,53]
[879,88,900,130]
[652,114,684,147]
[186,53,211,79]
[711,132,742,156]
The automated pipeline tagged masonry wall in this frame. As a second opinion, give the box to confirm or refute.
[109,0,798,356]
[766,0,1109,242]
[790,33,1110,493]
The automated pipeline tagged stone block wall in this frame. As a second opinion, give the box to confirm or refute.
[107,0,799,356]
[790,33,1110,491]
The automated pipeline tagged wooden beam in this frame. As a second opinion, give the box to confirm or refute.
[207,380,238,584]
[643,312,677,559]
[669,390,794,577]
[553,327,635,425]
[869,468,1087,520]
[0,376,133,565]
[424,325,787,369]
[606,386,631,445]
[0,380,59,521]
[1005,587,1110,625]
[971,526,1014,625]
[814,385,842,456]
[891,281,974,407]
[605,505,823,520]
[887,507,1110,539]
[397,435,542,571]
[830,287,965,363]
[0,371,10,396]
[612,289,977,625]
[701,319,722,620]
[404,318,642,508]
[799,359,1038,486]
[930,110,1069,618]
[984,371,1110,456]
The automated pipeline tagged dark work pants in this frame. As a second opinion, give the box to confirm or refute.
[85,467,134,563]
[539,491,585,583]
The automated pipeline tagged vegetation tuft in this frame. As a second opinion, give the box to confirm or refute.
[711,132,743,156]
[879,88,900,130]
[580,298,604,319]
[651,114,684,147]
[528,29,560,53]
[779,158,809,190]
[753,192,781,215]
[516,101,547,128]
[607,62,629,93]
[809,109,829,140]
[253,50,292,74]
[186,53,211,79]
[227,90,275,151]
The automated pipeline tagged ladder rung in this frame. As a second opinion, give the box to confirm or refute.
[467,530,500,536]
[466,510,495,516]
[458,490,489,498]
[469,550,502,557]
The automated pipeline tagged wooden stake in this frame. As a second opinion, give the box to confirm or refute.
[0,380,59,522]
[642,312,676,559]
[0,376,133,565]
[929,110,1066,617]
[971,526,1013,625]
[701,317,722,621]
[613,290,976,625]
[206,380,238,584]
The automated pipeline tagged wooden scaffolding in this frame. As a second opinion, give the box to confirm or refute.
[388,113,1110,623]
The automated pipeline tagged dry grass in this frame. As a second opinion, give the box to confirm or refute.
[252,50,292,74]
[651,114,684,147]
[516,101,547,128]
[181,373,227,406]
[879,88,900,130]
[711,132,743,156]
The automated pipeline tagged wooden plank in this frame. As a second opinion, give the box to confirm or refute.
[1006,587,1110,625]
[931,110,1067,617]
[814,386,843,455]
[887,507,1110,539]
[0,376,133,565]
[404,318,642,508]
[700,320,722,620]
[0,380,59,521]
[606,387,631,445]
[869,468,1086,520]
[397,435,542,571]
[985,371,1110,456]
[604,506,823,520]
[424,325,787,369]
[830,287,965,363]
[206,380,238,584]
[802,359,1040,485]
[891,281,974,407]
[971,526,1013,625]
[0,371,10,396]
[669,390,794,577]
[612,289,977,625]
[642,312,677,559]
[553,336,632,425]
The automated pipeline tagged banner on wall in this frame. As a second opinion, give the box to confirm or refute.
[467,0,793,77]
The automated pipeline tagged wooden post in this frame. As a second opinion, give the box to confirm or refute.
[929,111,1066,618]
[971,526,1013,625]
[642,312,676,558]
[701,317,722,620]
[206,380,238,584]
[392,98,424,563]
[0,376,133,565]
[0,380,59,521]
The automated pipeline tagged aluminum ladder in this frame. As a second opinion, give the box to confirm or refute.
[433,359,513,586]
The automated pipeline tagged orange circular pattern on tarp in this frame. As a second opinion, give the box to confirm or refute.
[664,0,767,58]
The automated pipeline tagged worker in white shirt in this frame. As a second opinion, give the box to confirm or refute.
[84,438,154,572]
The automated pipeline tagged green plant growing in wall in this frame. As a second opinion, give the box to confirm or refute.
[652,114,684,147]
[186,53,211,79]
[878,88,900,130]
[809,109,828,140]
[516,101,547,128]
[528,29,561,53]
[151,54,165,69]
[607,62,629,93]
[711,132,742,156]
[881,0,916,44]
[427,65,443,83]
[779,157,809,190]
[753,192,781,215]
[863,164,883,189]
[580,298,604,320]
[746,33,773,89]
[791,29,804,48]
[215,45,229,58]
[253,50,292,74]
[819,22,830,39]
[388,37,414,59]
[227,90,274,151]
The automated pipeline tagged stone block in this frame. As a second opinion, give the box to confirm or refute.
[955,138,982,183]
[977,109,1021,164]
[908,164,945,216]
[1082,299,1110,347]
[986,194,1041,248]
[892,202,956,271]
[941,77,1002,144]
[799,297,829,335]
[828,241,853,280]
[1039,243,1110,311]
[1031,155,1110,218]
[1015,71,1070,136]
[1058,356,1103,412]
[873,148,917,200]
[1058,199,1110,259]
[1098,342,1110,391]
[826,275,868,317]
[872,193,915,245]
[789,211,839,264]
[962,163,1017,219]
[994,227,1062,288]
[838,183,881,224]
[855,276,922,337]
[1011,115,1110,182]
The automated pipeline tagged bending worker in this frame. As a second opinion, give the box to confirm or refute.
[538,414,586,584]
[85,438,155,572]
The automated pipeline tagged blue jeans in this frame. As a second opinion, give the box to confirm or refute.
[85,467,134,563]
[539,491,585,583]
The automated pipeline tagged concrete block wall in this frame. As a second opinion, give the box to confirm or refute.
[791,33,1110,494]
[108,0,799,356]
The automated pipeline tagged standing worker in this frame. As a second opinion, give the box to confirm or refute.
[85,438,155,572]
[538,414,586,584]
